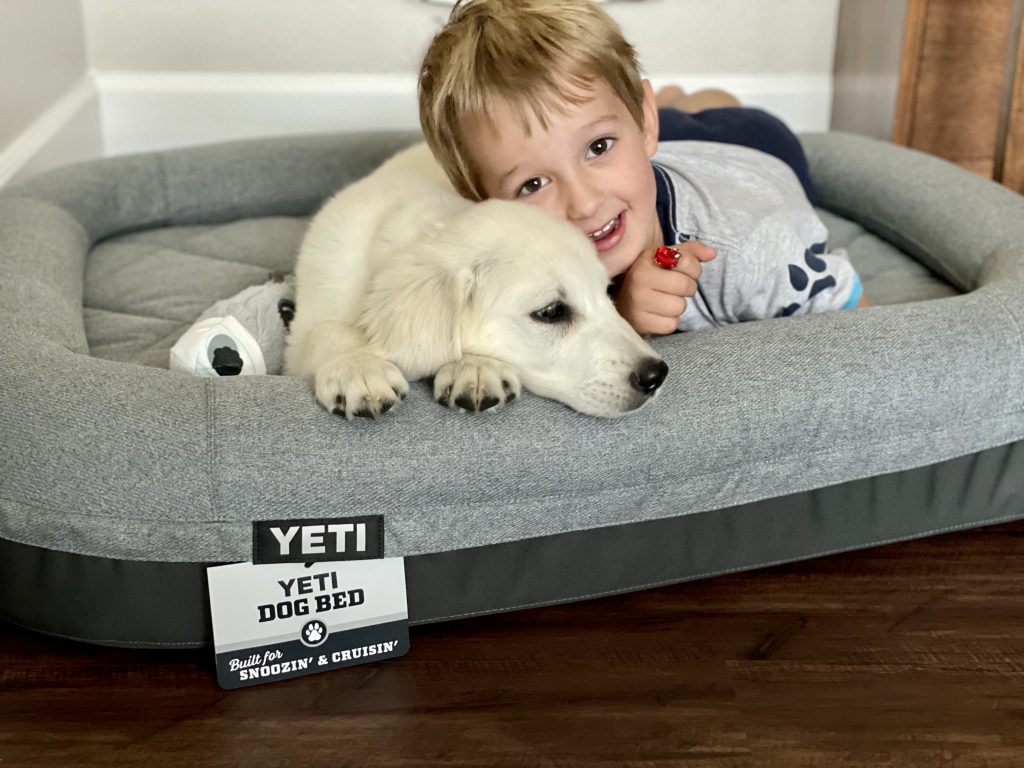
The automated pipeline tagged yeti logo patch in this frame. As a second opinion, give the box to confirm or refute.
[253,516,384,564]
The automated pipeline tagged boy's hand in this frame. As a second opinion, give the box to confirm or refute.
[614,241,716,335]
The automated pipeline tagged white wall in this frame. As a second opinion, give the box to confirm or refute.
[82,0,838,77]
[82,0,840,156]
[0,0,101,184]
[0,0,89,145]
[1,0,840,181]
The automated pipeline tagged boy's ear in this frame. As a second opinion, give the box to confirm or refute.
[360,248,473,380]
[641,79,660,157]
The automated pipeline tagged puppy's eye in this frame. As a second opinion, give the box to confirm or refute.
[530,301,572,324]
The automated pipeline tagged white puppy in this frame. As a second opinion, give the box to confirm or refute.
[283,142,668,419]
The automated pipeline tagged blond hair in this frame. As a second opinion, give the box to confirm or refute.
[419,0,645,200]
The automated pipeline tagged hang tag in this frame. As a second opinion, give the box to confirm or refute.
[207,557,409,689]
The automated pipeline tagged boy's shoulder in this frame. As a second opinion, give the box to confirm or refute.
[653,140,802,192]
[651,140,824,253]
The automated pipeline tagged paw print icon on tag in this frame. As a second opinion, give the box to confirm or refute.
[300,619,329,648]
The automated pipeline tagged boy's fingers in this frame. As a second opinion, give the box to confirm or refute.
[673,252,703,281]
[646,268,696,299]
[675,240,716,262]
[634,310,682,336]
[639,290,687,319]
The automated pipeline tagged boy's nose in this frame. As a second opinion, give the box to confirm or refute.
[564,177,601,222]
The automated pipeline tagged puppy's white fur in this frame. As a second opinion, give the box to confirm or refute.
[283,142,665,419]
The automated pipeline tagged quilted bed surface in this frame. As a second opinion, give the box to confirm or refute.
[1,131,1022,563]
[84,217,307,367]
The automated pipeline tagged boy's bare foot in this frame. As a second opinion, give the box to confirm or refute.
[655,85,741,113]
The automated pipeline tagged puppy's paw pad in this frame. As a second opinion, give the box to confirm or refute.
[434,355,520,413]
[316,353,409,420]
[453,392,500,412]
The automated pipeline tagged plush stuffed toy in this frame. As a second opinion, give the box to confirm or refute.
[169,277,294,377]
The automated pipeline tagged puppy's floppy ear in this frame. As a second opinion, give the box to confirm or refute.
[360,246,474,380]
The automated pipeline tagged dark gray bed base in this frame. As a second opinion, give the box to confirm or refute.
[3,441,1020,649]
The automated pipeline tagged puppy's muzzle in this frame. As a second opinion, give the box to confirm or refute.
[630,358,669,395]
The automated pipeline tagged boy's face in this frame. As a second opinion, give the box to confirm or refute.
[463,78,662,278]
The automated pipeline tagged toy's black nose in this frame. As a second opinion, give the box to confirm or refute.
[629,358,668,395]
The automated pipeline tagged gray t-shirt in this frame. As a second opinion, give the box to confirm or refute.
[652,141,862,331]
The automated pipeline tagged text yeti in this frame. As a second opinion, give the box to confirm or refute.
[269,523,367,556]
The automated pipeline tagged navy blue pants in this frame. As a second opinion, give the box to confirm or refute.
[657,107,820,206]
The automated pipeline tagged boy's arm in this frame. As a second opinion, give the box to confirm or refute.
[613,241,715,336]
[730,217,867,322]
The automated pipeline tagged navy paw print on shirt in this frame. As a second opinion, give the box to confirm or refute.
[778,242,836,317]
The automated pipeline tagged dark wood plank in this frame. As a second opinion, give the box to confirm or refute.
[1000,7,1024,192]
[892,0,929,147]
[2,521,1023,767]
[897,0,1015,177]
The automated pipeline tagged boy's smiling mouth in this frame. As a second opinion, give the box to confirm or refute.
[587,213,624,253]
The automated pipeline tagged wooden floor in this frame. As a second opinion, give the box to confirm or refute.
[2,521,1023,768]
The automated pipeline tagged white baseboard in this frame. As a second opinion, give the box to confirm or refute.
[0,76,103,187]
[96,71,833,157]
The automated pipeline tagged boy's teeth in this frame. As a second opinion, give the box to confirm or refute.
[589,217,617,239]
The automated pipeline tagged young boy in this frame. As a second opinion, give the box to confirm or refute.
[418,0,867,337]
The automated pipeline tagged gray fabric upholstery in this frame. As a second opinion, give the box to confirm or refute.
[1,131,1022,563]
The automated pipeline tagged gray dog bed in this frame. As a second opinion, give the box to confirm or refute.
[1,131,1022,648]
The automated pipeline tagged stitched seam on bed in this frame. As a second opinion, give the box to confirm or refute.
[156,151,172,229]
[416,512,1024,624]
[206,378,218,524]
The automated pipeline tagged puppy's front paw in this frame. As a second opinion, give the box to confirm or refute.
[315,352,409,419]
[434,355,521,413]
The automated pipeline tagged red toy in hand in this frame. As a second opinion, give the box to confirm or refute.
[653,245,681,270]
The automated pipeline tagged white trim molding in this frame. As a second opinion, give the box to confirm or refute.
[0,76,102,187]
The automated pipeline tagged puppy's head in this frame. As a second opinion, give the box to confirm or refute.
[363,200,668,418]
[459,200,667,417]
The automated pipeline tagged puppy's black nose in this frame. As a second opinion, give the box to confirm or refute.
[629,358,668,395]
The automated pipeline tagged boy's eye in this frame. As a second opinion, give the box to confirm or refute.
[586,137,615,159]
[517,177,549,197]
